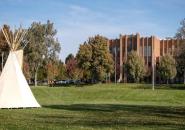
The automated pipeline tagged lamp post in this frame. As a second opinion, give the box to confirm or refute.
[114,46,120,83]
[114,47,117,83]
[152,47,155,90]
[152,60,155,90]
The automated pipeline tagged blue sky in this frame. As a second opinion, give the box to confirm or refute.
[0,0,184,61]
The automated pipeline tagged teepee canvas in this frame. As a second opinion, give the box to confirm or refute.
[0,26,40,108]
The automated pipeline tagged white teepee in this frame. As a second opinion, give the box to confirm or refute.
[0,26,40,108]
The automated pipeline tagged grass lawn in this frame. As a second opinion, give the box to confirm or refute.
[1,84,185,130]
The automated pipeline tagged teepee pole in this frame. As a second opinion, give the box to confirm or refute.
[16,30,27,50]
[2,28,11,48]
[2,26,27,51]
[1,52,4,70]
[14,29,21,50]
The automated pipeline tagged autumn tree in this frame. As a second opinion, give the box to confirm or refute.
[0,25,11,71]
[76,43,92,81]
[0,25,9,52]
[158,54,177,84]
[47,59,67,86]
[76,35,113,82]
[125,51,145,82]
[56,60,67,80]
[47,60,59,86]
[23,58,31,83]
[66,57,83,80]
[65,53,74,64]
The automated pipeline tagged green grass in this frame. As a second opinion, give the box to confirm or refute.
[1,83,185,130]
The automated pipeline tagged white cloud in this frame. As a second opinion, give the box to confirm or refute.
[69,5,89,13]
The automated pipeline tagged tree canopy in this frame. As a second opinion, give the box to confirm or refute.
[65,53,74,64]
[175,18,185,83]
[175,18,185,39]
[0,25,9,52]
[24,20,61,86]
[125,51,145,82]
[76,35,113,82]
[158,54,177,83]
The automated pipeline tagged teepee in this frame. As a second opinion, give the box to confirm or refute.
[0,26,40,108]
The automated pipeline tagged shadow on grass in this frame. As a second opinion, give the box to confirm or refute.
[158,84,185,90]
[51,83,96,88]
[129,83,185,90]
[42,104,185,129]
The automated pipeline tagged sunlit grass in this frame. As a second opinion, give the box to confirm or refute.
[0,83,185,130]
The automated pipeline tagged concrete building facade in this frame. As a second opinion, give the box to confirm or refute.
[108,33,180,82]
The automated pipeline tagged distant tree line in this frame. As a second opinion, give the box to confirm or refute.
[0,18,185,85]
[0,21,63,86]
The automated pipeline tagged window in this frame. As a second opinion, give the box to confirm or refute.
[144,46,147,56]
[140,46,143,56]
[148,46,151,57]
[127,38,132,52]
[144,45,151,57]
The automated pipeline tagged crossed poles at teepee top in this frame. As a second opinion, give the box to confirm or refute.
[1,26,27,51]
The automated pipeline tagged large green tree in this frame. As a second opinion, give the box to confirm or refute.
[175,18,185,83]
[25,20,61,86]
[125,51,145,82]
[158,54,177,84]
[76,35,113,82]
[175,41,185,83]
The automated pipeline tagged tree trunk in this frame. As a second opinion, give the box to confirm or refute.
[34,72,37,87]
[34,67,39,87]
[28,79,31,84]
[184,71,185,84]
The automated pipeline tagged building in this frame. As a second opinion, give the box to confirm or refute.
[108,33,181,82]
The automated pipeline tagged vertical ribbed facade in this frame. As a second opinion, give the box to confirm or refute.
[108,33,180,82]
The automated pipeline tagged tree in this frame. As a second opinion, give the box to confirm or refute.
[66,57,83,80]
[175,41,185,83]
[125,51,145,82]
[25,20,61,86]
[76,35,113,82]
[175,18,185,84]
[158,54,177,84]
[0,25,9,52]
[47,60,59,86]
[76,43,92,81]
[25,22,46,86]
[23,57,31,83]
[175,18,185,39]
[0,25,11,71]
[56,60,67,80]
[65,53,74,64]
